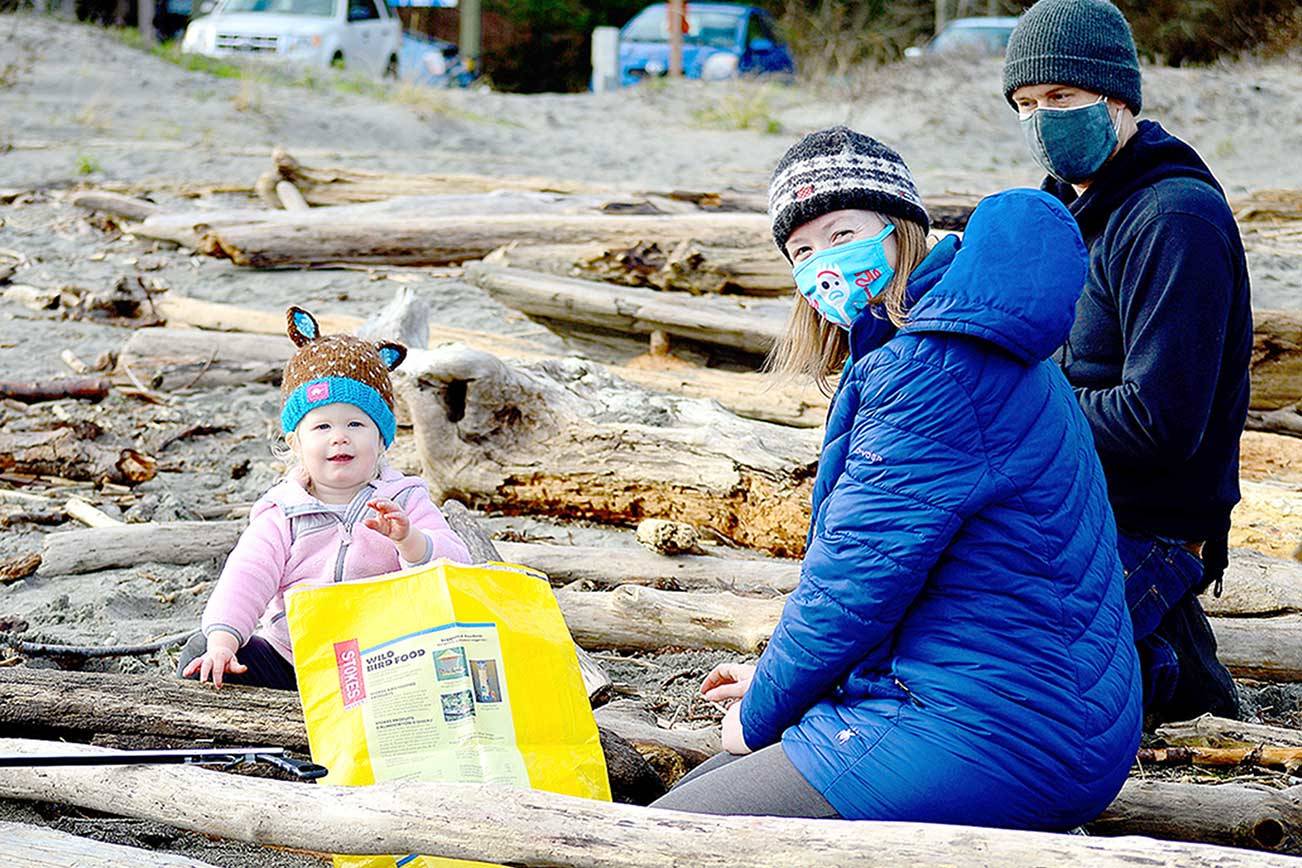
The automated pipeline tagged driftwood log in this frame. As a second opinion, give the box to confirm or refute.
[39,520,240,575]
[0,740,1297,867]
[398,345,820,556]
[1136,745,1302,771]
[67,190,162,221]
[484,240,793,296]
[200,213,772,268]
[464,261,789,355]
[0,376,111,403]
[130,191,665,249]
[134,297,829,427]
[1156,715,1302,748]
[1252,309,1302,411]
[1091,780,1301,855]
[0,428,155,486]
[0,821,219,867]
[0,669,668,804]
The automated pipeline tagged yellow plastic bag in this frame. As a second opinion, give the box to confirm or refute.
[286,560,610,868]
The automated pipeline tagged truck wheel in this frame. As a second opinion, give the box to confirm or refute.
[384,55,399,79]
[331,51,345,70]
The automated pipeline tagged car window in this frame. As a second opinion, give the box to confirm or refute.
[623,7,743,50]
[220,0,335,15]
[746,12,776,47]
[347,0,379,21]
[930,26,1013,55]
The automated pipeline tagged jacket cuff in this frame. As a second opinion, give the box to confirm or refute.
[203,623,245,646]
[399,530,434,568]
[738,690,781,751]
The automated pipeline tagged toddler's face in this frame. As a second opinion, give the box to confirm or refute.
[290,402,383,502]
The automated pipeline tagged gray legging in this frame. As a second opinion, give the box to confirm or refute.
[649,744,839,818]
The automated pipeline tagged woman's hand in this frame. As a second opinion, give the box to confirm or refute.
[721,702,752,755]
[701,662,756,703]
[182,632,247,689]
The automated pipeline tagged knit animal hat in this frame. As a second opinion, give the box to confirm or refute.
[279,306,407,447]
[768,126,929,257]
[1002,0,1143,113]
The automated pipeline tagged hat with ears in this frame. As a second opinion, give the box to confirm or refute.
[279,306,407,447]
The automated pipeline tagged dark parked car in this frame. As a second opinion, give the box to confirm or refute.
[905,16,1019,58]
[619,2,795,86]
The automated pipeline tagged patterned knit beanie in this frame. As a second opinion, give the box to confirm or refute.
[280,306,407,447]
[768,127,929,257]
[1003,0,1143,113]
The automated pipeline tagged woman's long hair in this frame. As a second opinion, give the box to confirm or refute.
[765,218,932,396]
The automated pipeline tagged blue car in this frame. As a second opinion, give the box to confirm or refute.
[619,2,795,86]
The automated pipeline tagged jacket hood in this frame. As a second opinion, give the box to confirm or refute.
[899,188,1087,364]
[1044,120,1223,238]
[262,464,418,514]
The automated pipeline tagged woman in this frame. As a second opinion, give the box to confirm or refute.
[650,127,1142,830]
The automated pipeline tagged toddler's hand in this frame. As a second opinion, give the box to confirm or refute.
[364,498,411,543]
[182,640,247,689]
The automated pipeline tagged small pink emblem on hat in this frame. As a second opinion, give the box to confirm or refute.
[306,381,330,402]
[795,184,815,200]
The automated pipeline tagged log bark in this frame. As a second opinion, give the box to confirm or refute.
[68,190,162,221]
[0,740,1293,868]
[202,213,773,268]
[39,520,241,576]
[1156,715,1302,749]
[1093,780,1301,855]
[0,821,220,867]
[1204,550,1302,618]
[264,145,614,205]
[131,191,655,249]
[485,240,793,297]
[0,428,155,486]
[398,345,820,557]
[465,262,788,355]
[1252,309,1302,411]
[0,376,111,403]
[493,542,800,596]
[0,552,42,584]
[1210,615,1302,681]
[0,670,662,805]
[555,586,782,653]
[593,699,720,767]
[139,298,829,427]
[1136,745,1302,770]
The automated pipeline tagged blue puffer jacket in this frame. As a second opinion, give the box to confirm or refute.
[739,189,1142,830]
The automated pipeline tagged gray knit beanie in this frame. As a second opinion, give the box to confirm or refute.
[1003,0,1142,113]
[768,126,929,256]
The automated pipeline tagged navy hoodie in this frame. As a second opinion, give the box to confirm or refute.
[1043,120,1252,551]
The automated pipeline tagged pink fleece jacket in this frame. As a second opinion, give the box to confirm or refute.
[201,466,472,662]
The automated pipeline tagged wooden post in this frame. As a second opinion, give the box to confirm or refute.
[138,0,156,46]
[459,0,481,75]
[667,0,684,77]
[934,0,947,34]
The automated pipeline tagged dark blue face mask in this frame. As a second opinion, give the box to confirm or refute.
[1020,97,1119,184]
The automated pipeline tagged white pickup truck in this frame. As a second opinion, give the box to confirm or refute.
[181,0,403,78]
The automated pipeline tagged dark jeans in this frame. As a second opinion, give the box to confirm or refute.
[177,632,298,691]
[649,744,839,818]
[1117,531,1237,723]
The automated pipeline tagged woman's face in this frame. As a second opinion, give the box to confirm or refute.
[784,209,898,267]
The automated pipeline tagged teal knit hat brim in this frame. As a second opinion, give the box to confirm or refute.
[281,376,397,447]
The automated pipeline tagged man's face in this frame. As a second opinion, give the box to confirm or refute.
[1011,83,1104,119]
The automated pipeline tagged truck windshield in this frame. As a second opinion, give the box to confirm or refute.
[219,0,337,15]
[623,7,743,50]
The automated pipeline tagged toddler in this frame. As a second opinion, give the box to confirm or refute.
[178,306,471,690]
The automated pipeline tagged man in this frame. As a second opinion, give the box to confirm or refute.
[1002,0,1253,725]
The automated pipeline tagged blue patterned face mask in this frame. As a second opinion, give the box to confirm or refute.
[791,224,896,330]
